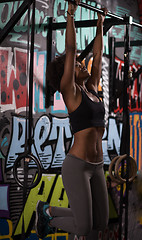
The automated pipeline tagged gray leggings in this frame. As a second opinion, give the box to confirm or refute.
[50,153,109,236]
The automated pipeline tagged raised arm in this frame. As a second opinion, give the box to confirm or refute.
[86,8,108,91]
[60,1,79,95]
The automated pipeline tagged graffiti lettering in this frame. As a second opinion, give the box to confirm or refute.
[49,117,72,167]
[5,115,125,169]
[2,112,141,170]
[6,115,72,169]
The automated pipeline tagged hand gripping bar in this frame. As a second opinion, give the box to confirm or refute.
[65,0,142,28]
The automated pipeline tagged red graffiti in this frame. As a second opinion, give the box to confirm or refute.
[0,48,45,111]
[0,48,28,109]
[114,57,142,113]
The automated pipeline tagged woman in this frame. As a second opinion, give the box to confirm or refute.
[35,0,109,239]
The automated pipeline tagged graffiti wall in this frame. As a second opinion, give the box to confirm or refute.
[0,0,142,240]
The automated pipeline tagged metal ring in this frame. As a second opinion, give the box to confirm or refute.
[115,154,137,183]
[13,153,42,189]
[109,156,122,184]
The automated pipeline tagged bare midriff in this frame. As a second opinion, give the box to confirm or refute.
[69,127,104,163]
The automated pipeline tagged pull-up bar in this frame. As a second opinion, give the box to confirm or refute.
[65,0,142,28]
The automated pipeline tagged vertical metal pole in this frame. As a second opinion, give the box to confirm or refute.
[109,37,115,113]
[123,18,131,240]
[21,1,36,239]
[28,0,35,152]
[47,17,53,65]
[45,17,53,108]
[119,16,131,240]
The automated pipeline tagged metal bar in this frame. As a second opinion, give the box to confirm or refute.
[21,159,28,239]
[0,0,34,44]
[5,17,139,31]
[2,17,125,30]
[24,0,30,153]
[52,19,97,30]
[115,40,142,47]
[132,21,142,28]
[119,172,124,240]
[28,0,35,153]
[109,37,115,113]
[124,22,130,240]
[52,18,125,31]
[65,0,142,28]
[80,2,124,20]
[65,0,123,19]
[119,17,131,240]
[0,15,132,43]
[45,17,53,108]
[47,17,53,64]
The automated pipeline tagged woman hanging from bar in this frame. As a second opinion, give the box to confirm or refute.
[35,0,109,238]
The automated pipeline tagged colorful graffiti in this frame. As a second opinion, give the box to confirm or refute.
[0,48,46,112]
[0,45,142,238]
[130,113,142,170]
[113,57,142,113]
[13,174,68,237]
[0,0,142,239]
[0,113,123,166]
[6,115,72,169]
[0,48,142,239]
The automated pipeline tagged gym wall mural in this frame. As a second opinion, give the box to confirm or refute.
[0,0,142,240]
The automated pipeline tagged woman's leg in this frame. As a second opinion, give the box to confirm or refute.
[50,154,93,236]
[51,206,73,217]
[90,163,109,231]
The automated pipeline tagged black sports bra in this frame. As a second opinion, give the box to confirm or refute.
[69,88,105,134]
